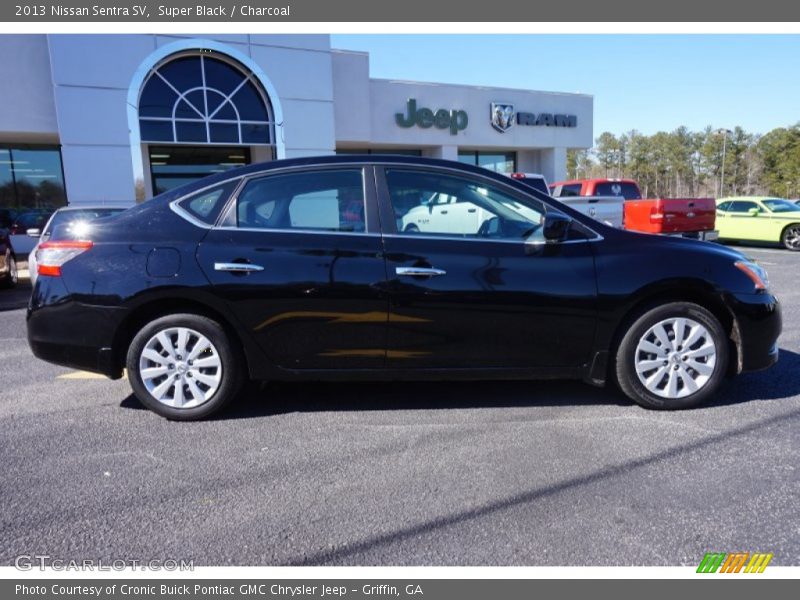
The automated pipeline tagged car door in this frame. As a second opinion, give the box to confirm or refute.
[196,165,389,370]
[376,166,599,370]
[725,200,772,240]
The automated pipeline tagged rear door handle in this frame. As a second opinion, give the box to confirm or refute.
[396,267,447,277]
[214,262,265,273]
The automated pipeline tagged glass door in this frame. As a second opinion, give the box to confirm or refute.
[148,146,252,195]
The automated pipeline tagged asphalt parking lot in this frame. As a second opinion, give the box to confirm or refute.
[1,246,798,567]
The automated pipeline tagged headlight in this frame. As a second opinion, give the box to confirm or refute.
[735,260,769,291]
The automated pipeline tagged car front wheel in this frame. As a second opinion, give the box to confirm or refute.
[126,313,243,420]
[614,302,728,410]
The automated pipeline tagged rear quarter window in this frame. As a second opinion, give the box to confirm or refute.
[177,179,240,225]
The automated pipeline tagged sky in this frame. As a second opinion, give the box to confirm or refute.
[331,34,800,138]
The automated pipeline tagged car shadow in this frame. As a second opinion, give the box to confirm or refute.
[119,348,800,420]
[0,278,31,312]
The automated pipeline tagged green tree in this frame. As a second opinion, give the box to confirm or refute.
[758,125,800,198]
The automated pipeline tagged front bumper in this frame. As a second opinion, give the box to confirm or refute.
[729,291,782,373]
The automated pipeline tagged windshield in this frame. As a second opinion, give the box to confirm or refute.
[44,208,125,236]
[761,199,799,213]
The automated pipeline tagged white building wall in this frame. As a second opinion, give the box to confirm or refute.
[0,34,592,205]
[47,34,337,205]
[0,35,58,142]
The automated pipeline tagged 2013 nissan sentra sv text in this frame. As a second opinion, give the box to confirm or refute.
[27,156,782,420]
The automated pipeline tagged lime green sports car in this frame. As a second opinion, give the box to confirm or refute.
[716,197,800,251]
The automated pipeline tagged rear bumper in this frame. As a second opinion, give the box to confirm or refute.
[729,291,782,373]
[27,278,127,379]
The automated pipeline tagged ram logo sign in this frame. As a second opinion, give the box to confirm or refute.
[490,103,515,132]
[696,552,773,573]
[490,102,578,132]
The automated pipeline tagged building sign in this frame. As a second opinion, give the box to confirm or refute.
[490,102,577,133]
[395,98,468,135]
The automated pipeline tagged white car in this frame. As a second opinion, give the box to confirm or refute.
[28,206,126,285]
[399,187,543,236]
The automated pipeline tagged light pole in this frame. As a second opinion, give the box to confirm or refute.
[718,128,732,198]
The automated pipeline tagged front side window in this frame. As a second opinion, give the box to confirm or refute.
[385,169,545,240]
[235,169,366,233]
[727,201,759,213]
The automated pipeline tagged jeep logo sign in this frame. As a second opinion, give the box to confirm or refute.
[395,98,468,135]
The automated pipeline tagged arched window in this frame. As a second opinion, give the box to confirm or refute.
[138,52,274,146]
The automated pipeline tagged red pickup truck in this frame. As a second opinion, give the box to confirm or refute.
[549,178,717,239]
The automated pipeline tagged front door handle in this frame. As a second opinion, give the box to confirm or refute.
[396,266,447,277]
[214,262,265,273]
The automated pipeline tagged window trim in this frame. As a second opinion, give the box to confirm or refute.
[169,161,603,244]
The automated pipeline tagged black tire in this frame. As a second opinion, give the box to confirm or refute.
[404,224,420,233]
[780,223,800,251]
[126,313,244,420]
[0,250,17,289]
[614,302,729,410]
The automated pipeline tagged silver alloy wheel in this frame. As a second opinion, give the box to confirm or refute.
[634,317,717,399]
[784,225,800,250]
[138,327,222,409]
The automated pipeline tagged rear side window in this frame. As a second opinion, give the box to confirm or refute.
[594,182,641,200]
[177,179,240,225]
[551,183,582,197]
[716,201,731,212]
[235,169,366,233]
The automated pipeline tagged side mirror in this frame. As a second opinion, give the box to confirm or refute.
[748,207,760,216]
[27,228,41,238]
[542,210,574,243]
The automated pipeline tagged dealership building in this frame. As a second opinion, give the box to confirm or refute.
[0,34,593,210]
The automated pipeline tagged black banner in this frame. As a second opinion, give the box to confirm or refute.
[3,0,800,22]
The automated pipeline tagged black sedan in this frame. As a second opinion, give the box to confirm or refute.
[27,156,781,419]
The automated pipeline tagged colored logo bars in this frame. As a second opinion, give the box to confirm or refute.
[697,552,773,573]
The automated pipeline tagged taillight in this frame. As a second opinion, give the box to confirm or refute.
[510,173,526,179]
[36,240,93,277]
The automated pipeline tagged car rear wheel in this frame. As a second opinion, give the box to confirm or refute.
[126,313,243,420]
[781,224,800,251]
[614,302,728,410]
[0,251,17,289]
